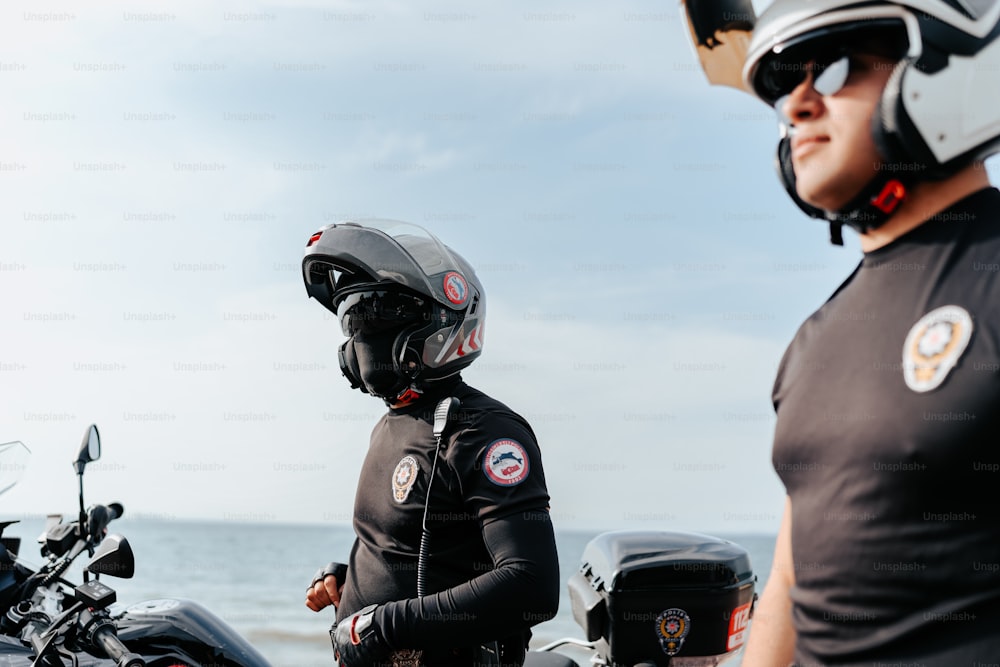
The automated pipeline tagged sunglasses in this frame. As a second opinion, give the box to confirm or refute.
[753,19,912,109]
[335,289,428,336]
[769,53,853,113]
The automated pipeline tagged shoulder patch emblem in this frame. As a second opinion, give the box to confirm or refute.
[483,439,529,486]
[392,455,419,503]
[902,305,973,393]
[656,608,691,657]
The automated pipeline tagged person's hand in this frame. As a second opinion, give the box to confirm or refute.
[306,562,347,612]
[330,604,392,667]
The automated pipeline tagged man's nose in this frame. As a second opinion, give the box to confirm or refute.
[780,70,824,124]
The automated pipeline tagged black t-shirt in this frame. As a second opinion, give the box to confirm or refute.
[337,379,555,653]
[772,188,1000,665]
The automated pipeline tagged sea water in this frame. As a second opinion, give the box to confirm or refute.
[3,518,775,667]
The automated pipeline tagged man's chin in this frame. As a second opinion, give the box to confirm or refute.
[795,163,875,214]
[795,180,852,214]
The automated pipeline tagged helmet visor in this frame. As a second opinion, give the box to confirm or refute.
[752,18,913,106]
[336,289,428,337]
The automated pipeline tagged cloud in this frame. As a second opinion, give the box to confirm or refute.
[462,297,787,532]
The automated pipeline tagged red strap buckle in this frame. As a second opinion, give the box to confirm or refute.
[871,179,906,214]
[395,388,422,405]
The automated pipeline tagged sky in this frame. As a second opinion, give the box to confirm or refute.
[1,0,997,538]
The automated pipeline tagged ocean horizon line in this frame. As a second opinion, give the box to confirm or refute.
[103,514,778,540]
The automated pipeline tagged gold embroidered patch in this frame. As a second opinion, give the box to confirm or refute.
[902,305,973,393]
[391,455,419,503]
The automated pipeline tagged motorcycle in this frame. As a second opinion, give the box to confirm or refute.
[524,530,757,667]
[0,425,273,667]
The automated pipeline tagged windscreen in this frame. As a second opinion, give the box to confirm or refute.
[0,441,30,498]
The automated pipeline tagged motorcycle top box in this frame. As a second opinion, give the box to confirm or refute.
[567,530,756,666]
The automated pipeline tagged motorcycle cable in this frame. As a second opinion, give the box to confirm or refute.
[15,557,81,610]
[39,539,90,589]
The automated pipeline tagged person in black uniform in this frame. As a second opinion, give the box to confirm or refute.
[301,220,558,667]
[681,0,1000,665]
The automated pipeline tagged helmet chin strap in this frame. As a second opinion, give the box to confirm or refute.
[776,137,910,245]
[391,386,424,407]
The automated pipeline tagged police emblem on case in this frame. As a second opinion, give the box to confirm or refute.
[655,608,691,657]
[483,439,529,486]
[392,455,419,503]
[902,305,973,393]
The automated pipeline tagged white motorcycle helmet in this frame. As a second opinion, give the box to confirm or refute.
[683,0,1000,243]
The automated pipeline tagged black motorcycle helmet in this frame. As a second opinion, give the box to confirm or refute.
[302,219,485,405]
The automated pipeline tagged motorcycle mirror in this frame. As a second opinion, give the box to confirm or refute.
[74,424,101,474]
[85,533,135,579]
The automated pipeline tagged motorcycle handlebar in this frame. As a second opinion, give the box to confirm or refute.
[87,502,124,543]
[92,623,146,667]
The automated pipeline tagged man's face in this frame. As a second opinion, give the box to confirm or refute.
[346,328,403,397]
[779,53,897,212]
[335,288,427,400]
